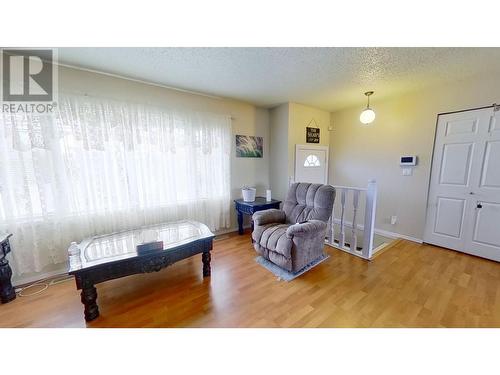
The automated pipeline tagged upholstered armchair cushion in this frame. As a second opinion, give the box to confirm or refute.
[252,209,286,226]
[286,219,327,238]
[283,183,335,223]
[252,183,336,273]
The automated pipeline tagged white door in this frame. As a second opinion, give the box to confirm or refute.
[424,107,500,262]
[294,145,329,184]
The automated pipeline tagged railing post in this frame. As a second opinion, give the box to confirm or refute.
[362,179,377,259]
[330,204,336,245]
[339,188,347,248]
[327,215,334,244]
[351,190,360,252]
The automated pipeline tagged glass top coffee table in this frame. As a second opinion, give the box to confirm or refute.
[68,220,214,322]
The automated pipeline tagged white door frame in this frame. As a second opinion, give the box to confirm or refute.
[294,144,329,184]
[424,105,495,240]
[424,105,496,218]
[424,104,500,261]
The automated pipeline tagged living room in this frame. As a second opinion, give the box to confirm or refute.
[1,2,499,375]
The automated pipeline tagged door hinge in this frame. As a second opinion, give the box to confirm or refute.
[493,103,500,112]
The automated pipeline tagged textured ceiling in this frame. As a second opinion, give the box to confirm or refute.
[58,48,500,111]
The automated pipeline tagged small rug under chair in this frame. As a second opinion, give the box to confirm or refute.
[255,254,330,282]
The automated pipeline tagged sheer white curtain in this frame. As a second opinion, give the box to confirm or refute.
[0,94,231,276]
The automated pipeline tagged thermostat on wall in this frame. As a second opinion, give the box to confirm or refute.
[400,156,417,166]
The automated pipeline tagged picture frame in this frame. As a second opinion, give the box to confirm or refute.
[235,135,263,158]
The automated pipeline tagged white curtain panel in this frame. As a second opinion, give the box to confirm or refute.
[0,94,231,276]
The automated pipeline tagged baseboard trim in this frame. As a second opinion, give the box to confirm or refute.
[374,228,423,244]
[13,267,69,289]
[214,225,250,236]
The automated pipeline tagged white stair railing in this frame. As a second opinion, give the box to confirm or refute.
[326,180,377,260]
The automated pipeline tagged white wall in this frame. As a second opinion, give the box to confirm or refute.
[329,72,500,240]
[269,103,289,201]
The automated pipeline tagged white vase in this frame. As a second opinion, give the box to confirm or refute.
[242,188,256,202]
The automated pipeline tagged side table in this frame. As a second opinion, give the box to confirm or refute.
[234,197,281,235]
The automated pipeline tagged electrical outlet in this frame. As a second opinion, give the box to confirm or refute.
[391,215,397,225]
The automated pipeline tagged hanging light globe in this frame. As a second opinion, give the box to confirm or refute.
[360,108,376,124]
[360,91,375,125]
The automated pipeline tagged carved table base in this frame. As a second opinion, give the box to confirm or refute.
[0,260,16,304]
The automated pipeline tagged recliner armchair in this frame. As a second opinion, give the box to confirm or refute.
[252,183,336,273]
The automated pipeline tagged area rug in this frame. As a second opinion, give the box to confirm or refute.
[255,254,330,282]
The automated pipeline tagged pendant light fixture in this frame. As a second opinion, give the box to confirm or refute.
[360,91,376,125]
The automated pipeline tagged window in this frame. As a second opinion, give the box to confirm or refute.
[304,154,321,167]
[0,94,232,275]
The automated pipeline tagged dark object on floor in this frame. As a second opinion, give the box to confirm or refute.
[0,233,16,304]
[234,197,281,235]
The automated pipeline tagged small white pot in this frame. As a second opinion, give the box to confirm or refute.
[242,188,256,202]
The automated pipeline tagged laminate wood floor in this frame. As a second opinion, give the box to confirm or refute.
[1,232,499,327]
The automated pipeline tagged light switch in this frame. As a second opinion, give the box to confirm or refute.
[402,168,413,176]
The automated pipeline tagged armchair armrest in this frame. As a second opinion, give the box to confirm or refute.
[252,209,286,226]
[286,220,327,237]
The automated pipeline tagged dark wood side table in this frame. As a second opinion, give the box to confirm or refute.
[0,233,16,304]
[234,197,281,235]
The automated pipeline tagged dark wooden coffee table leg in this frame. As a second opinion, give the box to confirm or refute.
[202,251,211,277]
[81,284,99,322]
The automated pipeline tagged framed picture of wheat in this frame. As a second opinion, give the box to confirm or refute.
[235,135,263,158]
